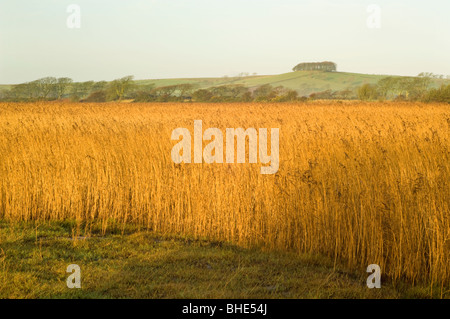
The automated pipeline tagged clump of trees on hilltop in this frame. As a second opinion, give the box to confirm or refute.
[293,61,337,72]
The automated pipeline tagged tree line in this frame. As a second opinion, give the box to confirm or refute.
[1,73,449,103]
[0,76,135,102]
[0,76,302,103]
[356,73,450,102]
[134,83,302,103]
[304,73,450,103]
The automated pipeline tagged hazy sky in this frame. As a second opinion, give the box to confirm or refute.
[0,0,449,84]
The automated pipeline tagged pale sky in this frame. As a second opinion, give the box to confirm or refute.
[0,0,449,84]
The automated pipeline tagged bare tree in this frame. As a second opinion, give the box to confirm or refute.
[36,77,57,99]
[109,75,135,101]
[54,77,73,99]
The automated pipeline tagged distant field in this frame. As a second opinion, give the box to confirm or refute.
[135,71,450,96]
[2,72,449,98]
[134,71,387,96]
[235,71,388,95]
[0,101,449,296]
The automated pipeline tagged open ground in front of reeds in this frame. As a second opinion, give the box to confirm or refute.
[0,221,446,299]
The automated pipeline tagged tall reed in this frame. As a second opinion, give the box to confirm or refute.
[0,101,449,286]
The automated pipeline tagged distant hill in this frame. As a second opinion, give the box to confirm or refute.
[135,71,449,97]
[2,71,448,98]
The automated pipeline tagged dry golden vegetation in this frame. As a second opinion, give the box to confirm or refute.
[0,101,449,289]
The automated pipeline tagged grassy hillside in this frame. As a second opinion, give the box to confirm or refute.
[135,71,449,97]
[237,71,386,95]
[2,71,449,99]
[135,76,258,91]
[134,71,386,96]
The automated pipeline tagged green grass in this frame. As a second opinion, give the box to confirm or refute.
[0,221,445,299]
[235,71,387,95]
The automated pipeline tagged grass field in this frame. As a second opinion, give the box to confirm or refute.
[0,101,449,298]
[2,71,449,98]
[135,71,450,96]
[134,71,387,96]
[0,221,437,298]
